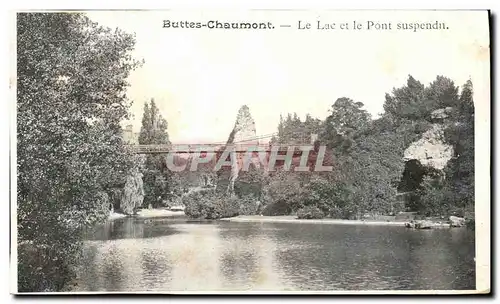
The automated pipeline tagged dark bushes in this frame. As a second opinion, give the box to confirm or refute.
[261,200,292,216]
[183,190,261,219]
[183,190,239,219]
[297,206,325,219]
[238,194,259,215]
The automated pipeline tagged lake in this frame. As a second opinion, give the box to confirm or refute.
[74,217,475,292]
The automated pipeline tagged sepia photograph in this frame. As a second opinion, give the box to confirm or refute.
[11,9,490,294]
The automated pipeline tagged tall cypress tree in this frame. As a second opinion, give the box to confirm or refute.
[138,98,172,207]
[138,102,151,144]
[138,98,170,146]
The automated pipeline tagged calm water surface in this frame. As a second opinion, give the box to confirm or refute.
[74,217,475,291]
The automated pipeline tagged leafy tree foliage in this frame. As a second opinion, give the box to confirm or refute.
[388,77,474,216]
[320,98,372,155]
[425,76,460,109]
[415,176,453,216]
[323,97,371,136]
[237,194,260,215]
[138,98,172,207]
[138,99,170,145]
[301,176,352,218]
[274,113,322,144]
[383,75,429,120]
[234,163,265,199]
[261,75,474,219]
[373,75,472,216]
[17,13,141,291]
[261,170,304,214]
[441,80,475,214]
[297,206,325,219]
[183,190,240,219]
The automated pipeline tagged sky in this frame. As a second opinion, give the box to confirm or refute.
[86,10,490,144]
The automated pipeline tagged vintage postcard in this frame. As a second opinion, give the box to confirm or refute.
[11,9,490,294]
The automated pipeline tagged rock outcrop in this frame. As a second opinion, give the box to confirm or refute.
[449,216,466,227]
[217,105,262,194]
[414,220,433,229]
[121,170,145,215]
[231,105,258,144]
[404,221,415,228]
[403,108,454,170]
[405,219,450,229]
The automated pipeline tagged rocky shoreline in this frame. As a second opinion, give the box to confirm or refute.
[107,211,471,230]
[220,215,470,229]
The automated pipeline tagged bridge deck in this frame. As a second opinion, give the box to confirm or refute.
[128,144,308,154]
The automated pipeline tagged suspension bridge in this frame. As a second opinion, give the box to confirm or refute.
[127,132,317,155]
[125,131,331,174]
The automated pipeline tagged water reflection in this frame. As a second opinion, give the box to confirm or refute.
[218,223,291,290]
[164,224,224,291]
[74,218,475,291]
[140,247,171,290]
[101,243,125,291]
[86,218,181,241]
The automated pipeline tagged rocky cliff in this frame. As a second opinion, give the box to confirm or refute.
[403,108,454,170]
[230,105,258,144]
[217,105,261,194]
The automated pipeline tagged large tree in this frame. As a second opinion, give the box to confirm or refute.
[273,112,322,144]
[138,98,172,207]
[138,98,170,145]
[17,13,141,291]
[320,97,371,153]
[441,80,475,214]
